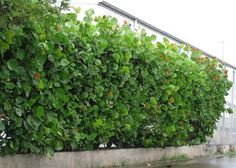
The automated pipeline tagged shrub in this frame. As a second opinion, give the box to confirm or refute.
[0,0,232,156]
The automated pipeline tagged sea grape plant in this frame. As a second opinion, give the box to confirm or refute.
[0,0,232,156]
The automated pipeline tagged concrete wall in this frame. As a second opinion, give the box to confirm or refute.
[1,144,233,168]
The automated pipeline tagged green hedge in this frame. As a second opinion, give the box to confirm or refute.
[0,0,232,156]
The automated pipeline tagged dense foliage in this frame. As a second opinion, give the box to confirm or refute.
[0,0,232,156]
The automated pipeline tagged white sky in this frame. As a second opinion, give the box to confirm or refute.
[72,0,236,67]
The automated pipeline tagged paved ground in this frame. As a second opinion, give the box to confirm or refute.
[156,156,236,168]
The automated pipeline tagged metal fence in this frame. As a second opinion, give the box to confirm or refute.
[211,68,236,145]
[72,1,236,145]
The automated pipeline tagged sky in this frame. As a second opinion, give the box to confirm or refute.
[71,0,236,68]
[107,0,236,67]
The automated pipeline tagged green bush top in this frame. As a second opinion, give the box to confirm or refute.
[0,0,232,156]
